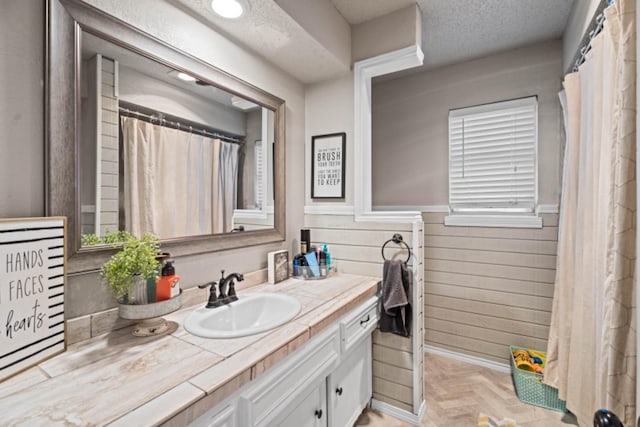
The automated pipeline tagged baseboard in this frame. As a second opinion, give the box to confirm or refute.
[371,399,425,426]
[424,345,511,373]
[417,399,426,424]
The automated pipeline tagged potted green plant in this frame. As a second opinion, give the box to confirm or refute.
[101,232,161,304]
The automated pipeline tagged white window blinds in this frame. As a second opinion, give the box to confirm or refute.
[448,96,538,213]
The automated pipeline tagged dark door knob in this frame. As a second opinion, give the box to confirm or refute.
[336,387,343,396]
[315,409,323,419]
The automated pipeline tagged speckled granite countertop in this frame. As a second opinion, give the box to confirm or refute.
[0,273,379,426]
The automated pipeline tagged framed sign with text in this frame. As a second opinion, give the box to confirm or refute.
[0,217,67,381]
[311,132,346,199]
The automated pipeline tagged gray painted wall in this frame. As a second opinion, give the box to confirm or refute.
[0,1,44,217]
[371,39,564,207]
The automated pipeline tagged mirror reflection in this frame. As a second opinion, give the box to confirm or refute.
[79,31,275,247]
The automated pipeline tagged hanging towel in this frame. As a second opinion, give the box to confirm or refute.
[379,259,412,337]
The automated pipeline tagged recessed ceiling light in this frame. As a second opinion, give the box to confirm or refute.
[176,72,196,82]
[211,0,245,19]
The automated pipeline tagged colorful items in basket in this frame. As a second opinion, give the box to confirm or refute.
[512,349,546,374]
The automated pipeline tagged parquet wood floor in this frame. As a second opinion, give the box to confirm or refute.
[356,352,579,427]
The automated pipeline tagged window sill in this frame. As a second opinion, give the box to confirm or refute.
[444,214,543,229]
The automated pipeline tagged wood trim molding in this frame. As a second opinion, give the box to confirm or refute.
[303,204,355,216]
[374,205,559,215]
[537,204,559,214]
[371,398,426,426]
[444,214,543,229]
[353,45,424,221]
[374,205,450,213]
[424,345,511,373]
[411,221,423,411]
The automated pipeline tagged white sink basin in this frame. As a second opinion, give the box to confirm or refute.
[184,292,302,339]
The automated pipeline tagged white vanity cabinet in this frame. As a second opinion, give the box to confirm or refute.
[237,326,341,427]
[190,294,378,427]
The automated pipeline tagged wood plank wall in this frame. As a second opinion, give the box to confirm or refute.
[423,212,559,365]
[304,214,424,414]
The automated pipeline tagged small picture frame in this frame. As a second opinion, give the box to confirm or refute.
[267,249,289,284]
[311,132,346,199]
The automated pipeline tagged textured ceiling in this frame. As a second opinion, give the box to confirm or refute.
[415,0,574,69]
[172,0,350,84]
[171,0,575,83]
[332,0,575,70]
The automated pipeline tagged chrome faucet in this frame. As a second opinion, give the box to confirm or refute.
[218,270,244,303]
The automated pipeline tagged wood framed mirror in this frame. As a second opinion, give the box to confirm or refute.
[47,0,286,274]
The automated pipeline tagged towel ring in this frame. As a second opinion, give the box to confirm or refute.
[381,233,411,264]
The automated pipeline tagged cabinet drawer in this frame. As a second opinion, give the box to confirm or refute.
[239,326,339,427]
[340,296,378,353]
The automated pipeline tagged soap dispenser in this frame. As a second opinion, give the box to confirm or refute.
[156,259,181,301]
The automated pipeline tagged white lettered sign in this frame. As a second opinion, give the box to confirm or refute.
[0,218,66,381]
[311,132,346,199]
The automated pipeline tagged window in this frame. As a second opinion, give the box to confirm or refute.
[446,96,541,228]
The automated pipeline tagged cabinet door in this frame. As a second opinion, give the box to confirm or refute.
[277,380,327,427]
[327,335,372,427]
[191,403,235,427]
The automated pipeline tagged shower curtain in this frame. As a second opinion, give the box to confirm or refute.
[545,1,636,425]
[121,117,239,239]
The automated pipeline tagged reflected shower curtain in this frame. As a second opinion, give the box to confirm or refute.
[121,117,239,239]
[545,1,636,425]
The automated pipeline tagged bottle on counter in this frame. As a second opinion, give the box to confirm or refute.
[300,229,310,254]
[322,244,332,273]
[156,259,181,301]
[293,258,300,276]
[147,252,171,303]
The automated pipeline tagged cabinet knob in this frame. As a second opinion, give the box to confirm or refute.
[336,387,343,396]
[315,409,323,419]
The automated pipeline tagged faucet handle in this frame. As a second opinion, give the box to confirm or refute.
[198,281,217,289]
[228,281,238,301]
[198,281,220,308]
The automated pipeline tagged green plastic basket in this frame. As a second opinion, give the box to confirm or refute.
[509,345,567,413]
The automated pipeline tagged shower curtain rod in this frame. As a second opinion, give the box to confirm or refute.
[118,106,245,144]
[569,0,614,73]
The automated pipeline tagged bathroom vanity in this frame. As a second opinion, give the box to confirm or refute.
[0,273,379,426]
[192,290,378,427]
